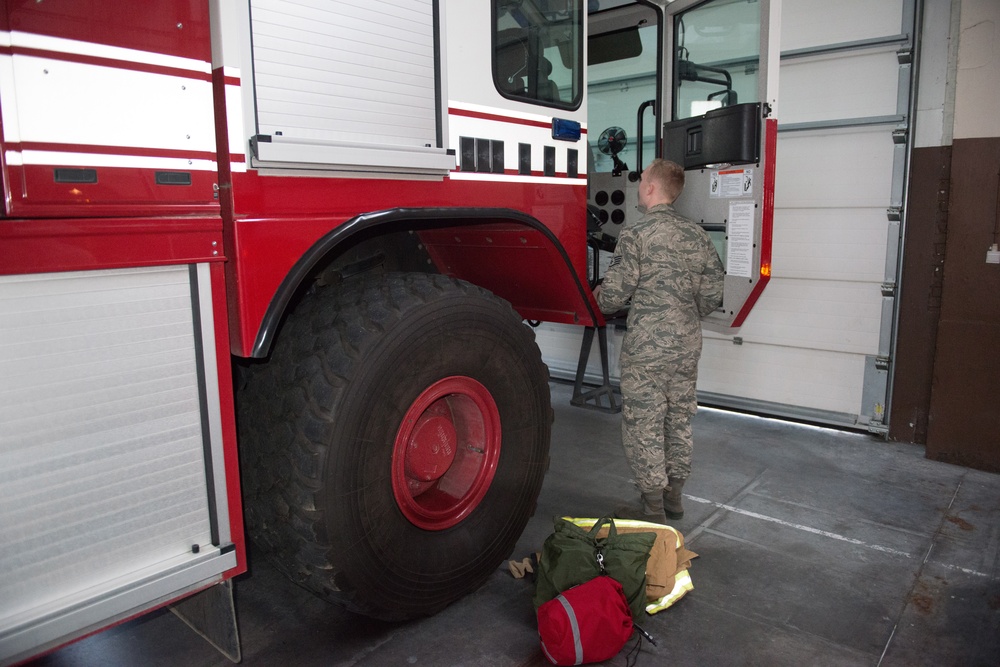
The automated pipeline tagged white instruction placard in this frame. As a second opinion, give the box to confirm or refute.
[726,200,756,278]
[710,169,753,198]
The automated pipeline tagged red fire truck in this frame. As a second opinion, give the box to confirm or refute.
[0,0,778,662]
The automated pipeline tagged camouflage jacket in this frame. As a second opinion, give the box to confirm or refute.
[596,203,725,357]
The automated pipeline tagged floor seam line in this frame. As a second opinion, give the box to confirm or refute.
[875,474,967,666]
[685,471,767,546]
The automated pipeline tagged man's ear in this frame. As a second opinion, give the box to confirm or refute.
[643,178,655,199]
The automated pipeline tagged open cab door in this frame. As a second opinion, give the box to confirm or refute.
[587,0,780,332]
[664,0,780,331]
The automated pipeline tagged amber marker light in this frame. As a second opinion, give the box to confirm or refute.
[760,263,771,277]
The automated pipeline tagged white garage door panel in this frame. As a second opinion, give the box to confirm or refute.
[730,123,897,424]
[694,0,912,429]
[780,0,905,51]
[724,277,883,354]
[539,317,869,420]
[773,208,889,282]
[698,337,867,417]
[534,322,623,381]
[543,1,913,429]
[775,127,895,208]
[780,50,901,122]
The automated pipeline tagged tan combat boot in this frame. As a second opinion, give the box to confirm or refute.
[615,490,668,524]
[663,477,685,520]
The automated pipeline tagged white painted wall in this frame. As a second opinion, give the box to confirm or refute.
[952,0,1000,140]
[915,0,958,148]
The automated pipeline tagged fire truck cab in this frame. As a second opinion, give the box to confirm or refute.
[0,0,778,662]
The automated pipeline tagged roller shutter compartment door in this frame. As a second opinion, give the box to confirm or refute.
[0,265,236,664]
[248,0,454,173]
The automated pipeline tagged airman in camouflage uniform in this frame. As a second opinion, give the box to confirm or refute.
[596,158,724,522]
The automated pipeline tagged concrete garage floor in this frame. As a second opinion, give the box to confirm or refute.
[34,381,1000,667]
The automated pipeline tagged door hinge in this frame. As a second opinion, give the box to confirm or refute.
[867,402,889,436]
[867,419,889,436]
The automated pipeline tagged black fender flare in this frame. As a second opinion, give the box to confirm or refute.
[251,206,600,358]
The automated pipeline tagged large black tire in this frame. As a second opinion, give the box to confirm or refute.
[238,272,551,620]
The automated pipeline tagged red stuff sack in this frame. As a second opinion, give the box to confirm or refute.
[537,575,634,665]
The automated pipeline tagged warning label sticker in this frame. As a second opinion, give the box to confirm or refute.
[726,200,756,278]
[709,169,753,198]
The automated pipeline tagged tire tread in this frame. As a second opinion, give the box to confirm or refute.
[239,273,549,619]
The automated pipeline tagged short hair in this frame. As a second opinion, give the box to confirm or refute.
[644,158,685,202]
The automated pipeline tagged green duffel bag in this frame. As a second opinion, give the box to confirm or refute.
[533,516,656,619]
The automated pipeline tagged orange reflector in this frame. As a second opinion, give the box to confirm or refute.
[760,263,771,277]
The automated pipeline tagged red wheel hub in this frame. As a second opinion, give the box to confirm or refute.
[392,376,501,530]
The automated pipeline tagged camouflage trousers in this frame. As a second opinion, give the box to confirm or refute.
[619,352,699,493]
